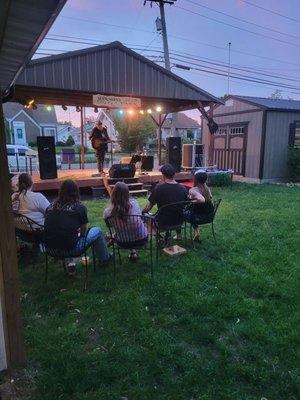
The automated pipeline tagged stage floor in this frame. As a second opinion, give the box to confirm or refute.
[32,168,194,192]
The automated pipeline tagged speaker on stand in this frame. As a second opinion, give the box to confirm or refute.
[166,137,182,172]
[37,136,57,180]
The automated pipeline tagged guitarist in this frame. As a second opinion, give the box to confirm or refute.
[89,120,111,175]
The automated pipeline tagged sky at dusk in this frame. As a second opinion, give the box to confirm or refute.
[35,0,300,125]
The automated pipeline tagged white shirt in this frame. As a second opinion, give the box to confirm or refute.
[12,190,50,226]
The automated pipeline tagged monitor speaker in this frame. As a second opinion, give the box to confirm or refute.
[109,163,136,178]
[141,155,154,171]
[37,136,57,180]
[182,144,204,169]
[166,137,181,172]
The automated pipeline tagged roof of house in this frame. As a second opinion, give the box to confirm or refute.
[163,113,200,129]
[232,95,300,111]
[13,41,222,111]
[3,102,57,124]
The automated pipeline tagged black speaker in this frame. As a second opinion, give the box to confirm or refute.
[166,137,182,172]
[37,136,57,180]
[109,163,136,178]
[141,155,154,171]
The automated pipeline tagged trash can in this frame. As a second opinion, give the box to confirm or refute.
[61,148,75,163]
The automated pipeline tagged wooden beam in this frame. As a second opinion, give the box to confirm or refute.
[80,107,85,169]
[0,100,25,367]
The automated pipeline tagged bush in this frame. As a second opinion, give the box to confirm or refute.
[56,141,67,146]
[207,172,232,187]
[288,147,300,182]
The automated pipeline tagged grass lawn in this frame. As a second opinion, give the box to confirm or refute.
[10,184,300,399]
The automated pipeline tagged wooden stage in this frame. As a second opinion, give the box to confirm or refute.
[32,168,193,192]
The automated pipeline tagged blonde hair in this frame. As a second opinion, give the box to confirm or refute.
[110,182,130,219]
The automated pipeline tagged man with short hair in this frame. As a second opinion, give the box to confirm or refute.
[142,164,187,240]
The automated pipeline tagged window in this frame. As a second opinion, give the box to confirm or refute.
[290,122,300,148]
[216,127,227,135]
[44,127,56,137]
[17,128,23,139]
[229,126,244,135]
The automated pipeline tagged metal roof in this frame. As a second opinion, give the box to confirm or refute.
[233,95,300,111]
[0,0,67,93]
[13,41,222,112]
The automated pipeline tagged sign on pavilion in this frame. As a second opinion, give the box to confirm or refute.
[93,94,141,109]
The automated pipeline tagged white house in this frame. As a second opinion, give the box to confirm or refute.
[162,112,201,141]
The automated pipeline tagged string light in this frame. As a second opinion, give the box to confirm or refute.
[139,110,144,115]
[46,105,52,111]
[28,99,34,106]
[118,109,124,116]
[128,109,134,115]
[147,108,152,114]
[156,105,162,112]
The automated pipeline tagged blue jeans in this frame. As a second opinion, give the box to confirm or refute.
[69,227,110,263]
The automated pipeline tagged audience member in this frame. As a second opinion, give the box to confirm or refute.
[142,164,187,240]
[104,182,148,262]
[184,170,214,242]
[45,180,110,274]
[12,173,49,227]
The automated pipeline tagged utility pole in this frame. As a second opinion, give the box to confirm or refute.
[227,42,231,96]
[144,1,175,71]
[144,0,178,157]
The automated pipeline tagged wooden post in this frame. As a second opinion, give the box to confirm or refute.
[158,114,162,166]
[0,100,25,368]
[208,103,214,166]
[80,107,85,169]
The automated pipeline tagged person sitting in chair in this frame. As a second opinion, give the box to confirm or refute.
[142,164,187,241]
[184,170,214,242]
[12,173,49,227]
[45,180,110,274]
[104,182,148,262]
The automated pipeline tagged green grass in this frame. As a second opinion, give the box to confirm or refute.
[14,184,300,399]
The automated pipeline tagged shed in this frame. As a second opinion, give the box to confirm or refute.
[202,95,300,181]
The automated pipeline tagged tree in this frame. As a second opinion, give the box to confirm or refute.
[269,90,283,99]
[113,114,156,153]
[65,135,75,146]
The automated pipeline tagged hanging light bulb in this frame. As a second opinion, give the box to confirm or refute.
[128,109,134,115]
[139,110,144,115]
[62,105,67,111]
[147,108,152,114]
[76,106,81,112]
[156,105,162,113]
[46,105,52,111]
[118,109,124,116]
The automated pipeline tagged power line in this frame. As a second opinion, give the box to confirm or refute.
[45,31,300,67]
[242,0,300,23]
[175,4,300,47]
[183,0,300,40]
[41,36,300,80]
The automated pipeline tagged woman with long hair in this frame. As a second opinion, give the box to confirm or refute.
[184,170,214,242]
[11,172,49,226]
[45,179,110,274]
[104,182,147,262]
